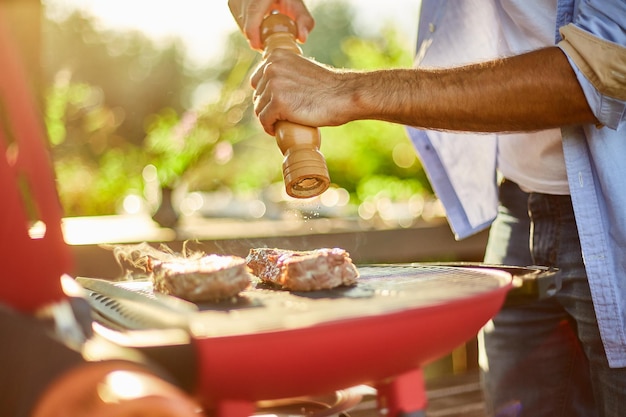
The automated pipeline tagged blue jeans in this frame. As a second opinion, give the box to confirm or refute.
[480,179,626,417]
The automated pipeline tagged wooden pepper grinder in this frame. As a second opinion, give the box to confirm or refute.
[260,12,330,199]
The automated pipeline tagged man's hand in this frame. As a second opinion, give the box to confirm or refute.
[251,49,355,135]
[228,0,314,50]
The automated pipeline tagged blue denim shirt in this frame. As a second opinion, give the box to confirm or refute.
[407,0,626,367]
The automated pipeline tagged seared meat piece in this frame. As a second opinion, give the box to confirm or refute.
[246,248,359,291]
[151,255,252,302]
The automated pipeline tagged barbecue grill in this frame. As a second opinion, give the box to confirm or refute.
[78,264,513,416]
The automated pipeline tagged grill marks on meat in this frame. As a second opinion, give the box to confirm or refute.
[246,248,359,291]
[151,255,252,302]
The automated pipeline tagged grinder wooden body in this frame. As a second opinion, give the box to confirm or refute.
[260,13,330,198]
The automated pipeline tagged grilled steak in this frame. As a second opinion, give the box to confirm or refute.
[151,255,252,302]
[246,248,359,291]
[111,243,251,302]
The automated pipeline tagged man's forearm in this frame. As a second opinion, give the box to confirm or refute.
[348,47,597,133]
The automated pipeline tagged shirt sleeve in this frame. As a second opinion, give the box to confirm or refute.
[557,1,626,130]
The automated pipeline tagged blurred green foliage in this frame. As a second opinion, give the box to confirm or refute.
[42,1,432,217]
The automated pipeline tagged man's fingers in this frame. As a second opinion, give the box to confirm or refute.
[250,60,267,90]
[242,0,277,50]
[254,89,276,136]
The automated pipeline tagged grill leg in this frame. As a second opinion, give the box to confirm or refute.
[375,367,427,417]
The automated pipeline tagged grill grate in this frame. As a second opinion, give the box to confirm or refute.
[78,265,510,334]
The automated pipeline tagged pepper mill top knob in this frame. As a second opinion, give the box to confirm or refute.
[261,13,298,45]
